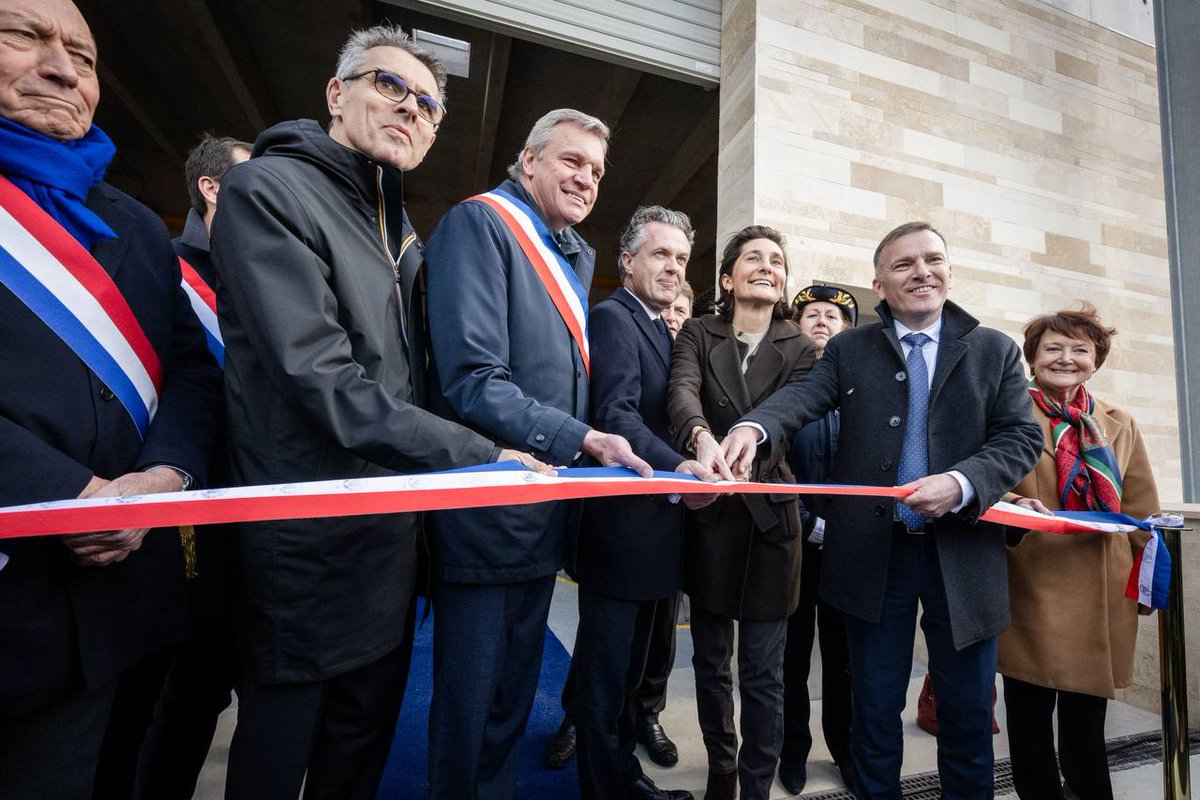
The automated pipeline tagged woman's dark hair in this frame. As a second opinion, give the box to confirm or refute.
[716,225,790,320]
[1022,302,1117,370]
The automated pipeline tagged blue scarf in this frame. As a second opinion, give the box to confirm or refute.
[0,116,117,249]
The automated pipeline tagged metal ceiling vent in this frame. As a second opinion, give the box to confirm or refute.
[413,30,472,78]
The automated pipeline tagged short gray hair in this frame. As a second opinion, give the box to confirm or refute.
[617,205,694,278]
[506,109,610,181]
[335,25,448,105]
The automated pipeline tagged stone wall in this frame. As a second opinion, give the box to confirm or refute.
[716,0,1182,500]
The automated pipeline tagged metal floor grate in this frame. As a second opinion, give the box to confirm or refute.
[798,729,1199,799]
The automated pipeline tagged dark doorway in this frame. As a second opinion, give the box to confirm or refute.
[76,0,719,301]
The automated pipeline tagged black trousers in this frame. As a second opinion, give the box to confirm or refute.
[0,681,118,800]
[781,539,852,768]
[633,592,680,721]
[135,612,239,799]
[92,647,176,800]
[568,587,663,799]
[428,575,557,800]
[691,603,787,800]
[1003,675,1112,800]
[225,613,415,800]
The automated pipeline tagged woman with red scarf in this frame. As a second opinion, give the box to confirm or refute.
[998,304,1160,800]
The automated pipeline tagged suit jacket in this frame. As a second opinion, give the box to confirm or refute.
[667,314,815,620]
[744,300,1042,648]
[425,179,594,584]
[998,397,1159,697]
[212,120,495,683]
[572,288,686,601]
[0,182,221,714]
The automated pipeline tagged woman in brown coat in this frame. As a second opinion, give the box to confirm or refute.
[998,304,1159,800]
[667,225,815,800]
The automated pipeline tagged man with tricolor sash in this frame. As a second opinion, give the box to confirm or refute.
[0,0,222,796]
[424,108,654,799]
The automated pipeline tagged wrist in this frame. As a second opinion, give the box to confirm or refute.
[688,426,710,453]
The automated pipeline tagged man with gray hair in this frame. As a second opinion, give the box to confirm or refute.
[211,25,544,799]
[424,111,656,798]
[565,206,725,800]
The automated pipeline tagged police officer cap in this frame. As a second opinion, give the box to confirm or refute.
[791,284,858,327]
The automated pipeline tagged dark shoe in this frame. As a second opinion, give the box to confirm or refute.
[637,718,679,767]
[778,759,807,795]
[627,773,693,800]
[704,770,737,800]
[544,718,576,769]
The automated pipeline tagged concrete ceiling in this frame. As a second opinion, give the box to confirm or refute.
[76,0,719,300]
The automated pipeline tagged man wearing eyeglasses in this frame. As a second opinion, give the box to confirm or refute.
[210,25,547,800]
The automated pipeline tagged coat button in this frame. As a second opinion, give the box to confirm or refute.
[895,371,907,382]
[889,415,901,427]
[873,504,886,517]
[718,397,728,407]
[535,434,546,442]
[880,458,893,470]
[100,387,115,401]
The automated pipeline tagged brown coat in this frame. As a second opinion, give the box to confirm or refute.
[997,396,1160,698]
[666,314,816,620]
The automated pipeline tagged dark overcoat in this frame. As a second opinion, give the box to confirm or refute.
[667,314,815,620]
[744,301,1043,649]
[425,179,594,585]
[0,182,220,714]
[571,288,687,601]
[211,120,496,684]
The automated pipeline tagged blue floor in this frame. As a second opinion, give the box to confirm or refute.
[376,598,581,799]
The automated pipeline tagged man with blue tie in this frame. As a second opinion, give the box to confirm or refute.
[721,222,1042,799]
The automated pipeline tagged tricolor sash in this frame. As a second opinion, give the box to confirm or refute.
[178,257,224,368]
[0,174,162,437]
[469,189,590,375]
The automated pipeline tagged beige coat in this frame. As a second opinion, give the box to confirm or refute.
[997,395,1160,698]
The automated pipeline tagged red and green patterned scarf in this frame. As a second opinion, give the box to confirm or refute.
[1029,379,1122,512]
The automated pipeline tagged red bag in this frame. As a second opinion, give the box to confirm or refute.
[915,674,1000,736]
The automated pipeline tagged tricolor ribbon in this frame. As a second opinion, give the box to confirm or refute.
[178,257,223,367]
[469,190,591,375]
[0,175,162,437]
[0,464,1162,544]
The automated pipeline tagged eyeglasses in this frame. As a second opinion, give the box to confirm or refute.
[344,69,446,128]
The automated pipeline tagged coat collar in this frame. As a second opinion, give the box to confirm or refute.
[875,299,978,405]
[612,286,670,370]
[699,313,802,414]
[85,184,133,280]
[179,208,210,253]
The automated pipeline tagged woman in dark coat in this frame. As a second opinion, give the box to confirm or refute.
[667,225,815,800]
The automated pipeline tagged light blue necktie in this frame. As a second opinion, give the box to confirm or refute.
[896,332,931,531]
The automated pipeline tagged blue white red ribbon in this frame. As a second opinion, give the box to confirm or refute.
[178,257,223,367]
[1127,528,1173,610]
[469,190,591,374]
[0,464,1158,543]
[0,175,162,437]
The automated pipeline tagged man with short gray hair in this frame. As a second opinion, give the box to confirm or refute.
[566,205,724,800]
[211,24,543,799]
[424,110,655,799]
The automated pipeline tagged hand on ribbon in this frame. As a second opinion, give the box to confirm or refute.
[1013,496,1053,515]
[61,467,184,566]
[899,473,962,518]
[582,430,652,478]
[675,459,720,509]
[498,448,556,476]
[721,426,759,480]
[692,430,735,482]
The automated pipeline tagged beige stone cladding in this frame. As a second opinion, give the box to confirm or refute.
[717,0,1181,501]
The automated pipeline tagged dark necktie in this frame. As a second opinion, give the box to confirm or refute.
[653,316,672,356]
[896,332,931,531]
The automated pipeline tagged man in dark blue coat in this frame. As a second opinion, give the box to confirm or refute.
[568,206,722,800]
[0,1,220,795]
[723,223,1042,799]
[424,109,652,800]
